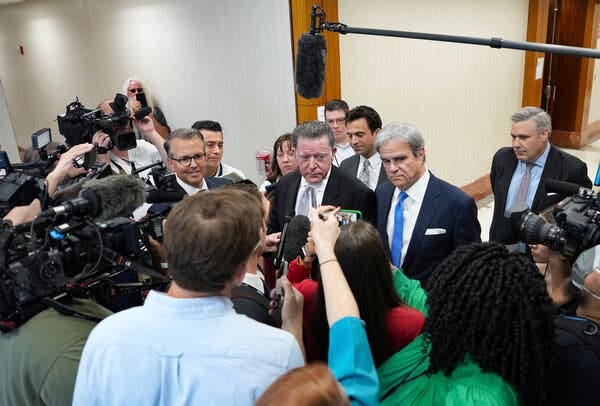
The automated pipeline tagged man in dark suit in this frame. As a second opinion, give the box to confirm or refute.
[489,106,592,243]
[375,122,481,284]
[339,105,389,190]
[147,128,231,214]
[267,121,376,235]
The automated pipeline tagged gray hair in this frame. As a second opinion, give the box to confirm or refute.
[375,121,425,157]
[511,106,552,134]
[292,121,335,149]
[164,128,204,157]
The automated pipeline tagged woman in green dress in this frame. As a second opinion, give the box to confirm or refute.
[379,242,556,405]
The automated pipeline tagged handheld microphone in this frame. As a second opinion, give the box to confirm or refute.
[282,215,311,262]
[295,32,327,99]
[145,188,186,204]
[39,175,146,221]
[544,179,586,197]
[134,106,152,120]
[273,210,295,269]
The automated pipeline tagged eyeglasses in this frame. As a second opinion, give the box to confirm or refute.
[170,153,206,166]
[297,153,331,163]
[129,88,144,94]
[326,118,346,126]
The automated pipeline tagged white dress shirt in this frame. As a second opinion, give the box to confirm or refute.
[295,167,332,213]
[386,170,430,267]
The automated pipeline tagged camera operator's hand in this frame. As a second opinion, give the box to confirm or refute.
[145,235,169,277]
[133,116,169,164]
[45,143,93,196]
[129,97,142,115]
[264,232,281,253]
[92,130,112,163]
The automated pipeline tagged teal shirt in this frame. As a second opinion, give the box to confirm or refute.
[377,270,519,405]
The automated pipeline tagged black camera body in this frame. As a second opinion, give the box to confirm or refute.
[0,205,168,330]
[507,186,600,260]
[57,94,136,152]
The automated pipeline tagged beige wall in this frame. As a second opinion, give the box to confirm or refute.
[0,0,296,182]
[339,0,529,187]
[1,0,531,185]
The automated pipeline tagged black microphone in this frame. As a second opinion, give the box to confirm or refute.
[38,175,147,221]
[273,210,295,269]
[283,215,311,262]
[134,106,152,120]
[145,188,186,204]
[544,179,585,196]
[295,32,327,99]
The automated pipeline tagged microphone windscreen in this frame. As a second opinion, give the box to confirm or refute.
[283,215,311,261]
[81,175,146,221]
[134,106,153,120]
[544,179,581,196]
[295,33,327,99]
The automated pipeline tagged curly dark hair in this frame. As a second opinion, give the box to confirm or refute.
[425,242,556,405]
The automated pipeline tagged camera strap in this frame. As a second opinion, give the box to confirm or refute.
[41,297,103,324]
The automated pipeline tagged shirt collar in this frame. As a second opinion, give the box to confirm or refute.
[176,175,208,195]
[393,168,430,203]
[299,166,332,192]
[533,142,551,168]
[360,152,381,167]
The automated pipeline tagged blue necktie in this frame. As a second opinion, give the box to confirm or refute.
[391,191,408,267]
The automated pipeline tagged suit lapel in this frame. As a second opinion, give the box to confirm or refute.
[532,145,558,212]
[285,172,302,214]
[403,174,441,269]
[322,167,342,203]
[377,165,388,186]
[497,153,518,213]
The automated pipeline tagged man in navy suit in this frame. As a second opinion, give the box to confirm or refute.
[489,106,592,243]
[375,122,481,284]
[267,121,376,235]
[147,129,231,214]
[339,105,389,190]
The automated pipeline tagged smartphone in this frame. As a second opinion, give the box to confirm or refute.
[335,209,362,225]
[136,92,148,108]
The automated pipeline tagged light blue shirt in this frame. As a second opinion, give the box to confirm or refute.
[73,291,304,406]
[505,142,551,211]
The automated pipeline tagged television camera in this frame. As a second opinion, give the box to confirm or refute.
[506,180,600,260]
[0,191,170,333]
[57,93,137,152]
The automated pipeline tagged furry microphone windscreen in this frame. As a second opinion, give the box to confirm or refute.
[81,175,146,221]
[295,33,327,99]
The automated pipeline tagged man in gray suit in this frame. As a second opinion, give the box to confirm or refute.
[339,105,388,190]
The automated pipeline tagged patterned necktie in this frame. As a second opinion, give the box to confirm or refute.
[359,160,371,188]
[515,163,533,204]
[391,191,409,267]
[297,185,315,216]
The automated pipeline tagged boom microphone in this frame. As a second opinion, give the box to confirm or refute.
[38,175,145,221]
[295,32,327,99]
[544,179,584,197]
[134,106,152,120]
[282,215,311,262]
